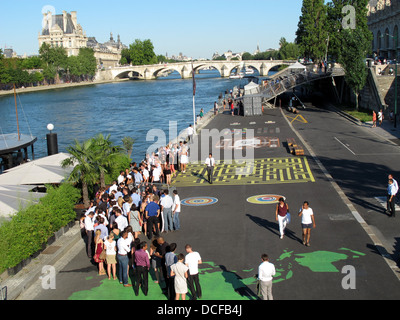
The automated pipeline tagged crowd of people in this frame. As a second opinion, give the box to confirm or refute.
[79,154,207,300]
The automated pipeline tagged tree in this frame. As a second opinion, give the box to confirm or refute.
[61,139,97,208]
[326,0,372,109]
[91,134,123,189]
[278,38,300,60]
[124,39,157,66]
[339,29,370,110]
[39,43,68,84]
[122,136,135,158]
[296,0,328,61]
[78,48,97,79]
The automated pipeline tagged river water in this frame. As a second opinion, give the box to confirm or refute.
[0,70,264,163]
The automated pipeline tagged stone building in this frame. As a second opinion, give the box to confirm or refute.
[38,10,126,68]
[368,0,400,60]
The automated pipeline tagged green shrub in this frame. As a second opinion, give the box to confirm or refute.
[0,183,80,273]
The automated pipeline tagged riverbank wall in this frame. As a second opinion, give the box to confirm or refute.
[0,79,130,97]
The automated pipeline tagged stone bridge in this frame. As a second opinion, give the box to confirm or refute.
[95,60,296,81]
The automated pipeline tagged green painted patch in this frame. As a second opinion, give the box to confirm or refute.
[68,248,365,300]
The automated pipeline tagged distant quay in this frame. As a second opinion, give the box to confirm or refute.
[0,78,129,97]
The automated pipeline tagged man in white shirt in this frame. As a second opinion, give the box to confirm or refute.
[152,163,162,183]
[108,180,118,195]
[387,178,397,217]
[187,124,194,143]
[205,153,215,184]
[160,189,174,232]
[84,211,95,259]
[117,231,132,287]
[172,190,181,231]
[117,171,125,185]
[115,207,128,231]
[258,254,276,300]
[185,244,202,300]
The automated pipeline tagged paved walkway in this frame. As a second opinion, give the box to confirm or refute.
[2,105,400,301]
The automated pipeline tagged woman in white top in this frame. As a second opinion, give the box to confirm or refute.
[298,201,316,247]
[104,233,117,280]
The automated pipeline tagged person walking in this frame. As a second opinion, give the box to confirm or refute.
[378,109,384,126]
[134,241,150,296]
[387,178,397,217]
[205,153,215,184]
[275,197,289,239]
[185,244,202,300]
[372,110,377,128]
[298,201,316,246]
[257,254,276,300]
[170,253,189,301]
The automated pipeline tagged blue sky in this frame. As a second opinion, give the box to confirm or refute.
[0,0,303,59]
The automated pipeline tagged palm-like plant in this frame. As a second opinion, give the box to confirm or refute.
[122,136,135,158]
[61,139,97,208]
[91,134,123,189]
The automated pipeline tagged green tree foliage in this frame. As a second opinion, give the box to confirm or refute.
[326,0,372,109]
[296,0,328,61]
[120,39,157,65]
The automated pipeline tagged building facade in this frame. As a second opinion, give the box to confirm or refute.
[368,0,400,60]
[38,11,126,68]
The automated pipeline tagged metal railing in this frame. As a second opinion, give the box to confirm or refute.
[250,67,345,101]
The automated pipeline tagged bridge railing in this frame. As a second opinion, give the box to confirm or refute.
[254,68,344,101]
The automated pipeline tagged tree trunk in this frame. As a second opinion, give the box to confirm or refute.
[100,171,106,190]
[354,91,359,110]
[82,181,90,208]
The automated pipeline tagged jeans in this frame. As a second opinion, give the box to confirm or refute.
[117,254,129,285]
[163,207,173,231]
[173,211,180,230]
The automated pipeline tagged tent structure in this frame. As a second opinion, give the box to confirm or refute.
[288,62,307,71]
[0,185,47,218]
[0,153,74,218]
[244,81,260,95]
[0,153,73,186]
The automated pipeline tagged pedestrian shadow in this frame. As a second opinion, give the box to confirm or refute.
[218,265,259,300]
[191,170,208,183]
[245,213,302,244]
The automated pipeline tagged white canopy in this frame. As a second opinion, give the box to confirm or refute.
[0,185,47,218]
[288,62,307,70]
[0,153,73,186]
[244,81,260,95]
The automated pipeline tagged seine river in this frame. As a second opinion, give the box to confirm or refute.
[0,70,249,163]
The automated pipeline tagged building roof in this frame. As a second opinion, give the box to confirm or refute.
[41,13,76,36]
[0,133,37,156]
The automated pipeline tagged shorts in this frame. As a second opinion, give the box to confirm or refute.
[301,223,313,229]
[180,155,188,164]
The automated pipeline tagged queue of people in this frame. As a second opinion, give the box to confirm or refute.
[79,157,207,299]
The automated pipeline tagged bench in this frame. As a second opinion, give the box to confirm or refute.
[286,138,304,156]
